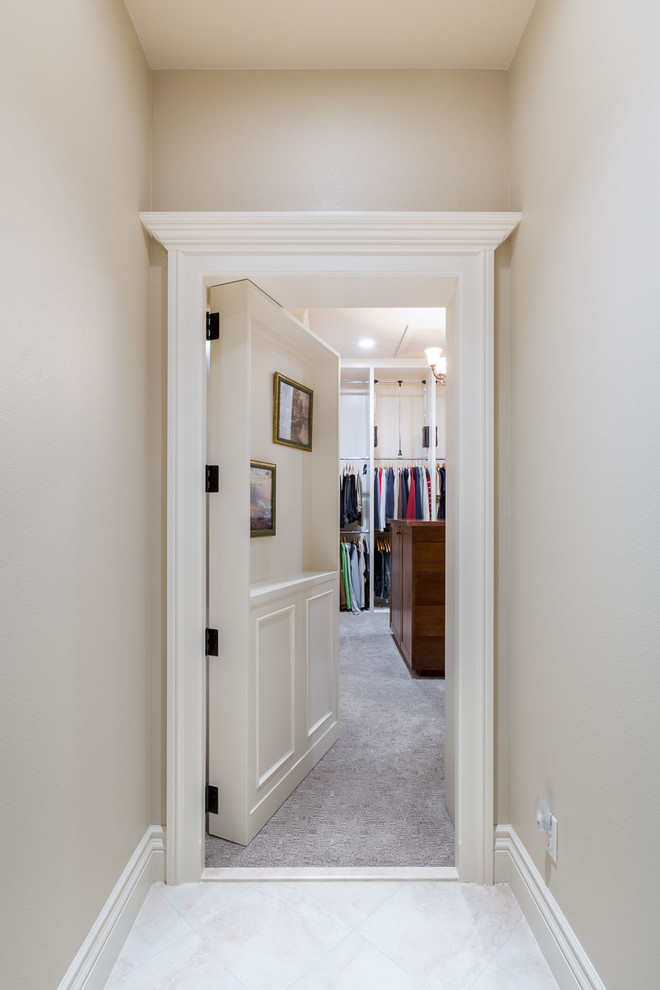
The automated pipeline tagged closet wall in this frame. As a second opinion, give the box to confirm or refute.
[340,365,446,612]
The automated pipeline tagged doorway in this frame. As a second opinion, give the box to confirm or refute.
[204,294,455,868]
[140,210,521,884]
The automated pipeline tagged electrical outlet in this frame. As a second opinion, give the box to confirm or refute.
[545,814,558,864]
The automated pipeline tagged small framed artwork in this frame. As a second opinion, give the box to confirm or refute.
[273,372,313,452]
[250,460,276,537]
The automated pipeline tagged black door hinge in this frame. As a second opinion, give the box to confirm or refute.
[205,627,219,656]
[206,312,220,341]
[205,784,219,816]
[205,465,219,493]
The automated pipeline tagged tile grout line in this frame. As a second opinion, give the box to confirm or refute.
[159,877,261,930]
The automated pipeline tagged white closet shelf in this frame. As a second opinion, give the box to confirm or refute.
[249,570,338,603]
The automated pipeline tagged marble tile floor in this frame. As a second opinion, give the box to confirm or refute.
[104,880,559,989]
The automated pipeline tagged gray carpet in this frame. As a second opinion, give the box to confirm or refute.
[205,610,455,867]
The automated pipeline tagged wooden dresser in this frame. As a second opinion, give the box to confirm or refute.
[390,520,445,676]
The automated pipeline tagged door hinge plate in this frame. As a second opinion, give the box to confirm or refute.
[205,627,218,657]
[206,312,220,341]
[205,784,219,816]
[205,465,219,493]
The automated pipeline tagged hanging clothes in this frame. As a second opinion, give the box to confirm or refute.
[360,538,368,607]
[405,468,417,520]
[339,535,370,612]
[373,463,432,530]
[340,463,364,527]
[340,541,351,610]
[374,534,391,603]
[436,463,446,520]
[385,466,395,529]
[347,542,361,614]
[416,467,424,519]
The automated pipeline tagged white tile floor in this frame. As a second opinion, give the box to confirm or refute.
[105,880,559,989]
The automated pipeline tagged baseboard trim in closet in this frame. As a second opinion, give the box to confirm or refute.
[202,866,458,881]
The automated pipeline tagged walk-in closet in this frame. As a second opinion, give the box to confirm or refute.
[205,299,454,869]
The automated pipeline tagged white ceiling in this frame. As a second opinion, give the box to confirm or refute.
[289,307,446,361]
[208,274,456,361]
[122,0,536,70]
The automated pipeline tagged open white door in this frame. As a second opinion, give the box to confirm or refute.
[206,280,340,846]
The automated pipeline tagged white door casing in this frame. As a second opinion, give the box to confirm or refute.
[140,211,521,884]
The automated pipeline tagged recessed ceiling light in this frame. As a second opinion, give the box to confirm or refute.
[358,338,375,349]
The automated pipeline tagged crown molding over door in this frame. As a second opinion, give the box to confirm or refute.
[141,210,520,253]
[141,210,521,885]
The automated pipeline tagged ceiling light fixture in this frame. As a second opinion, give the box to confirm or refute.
[425,347,447,385]
[358,338,375,349]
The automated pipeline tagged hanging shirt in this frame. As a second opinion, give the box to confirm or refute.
[348,542,361,614]
[341,542,352,609]
[385,467,395,529]
[437,465,446,520]
[358,538,366,608]
[379,469,384,530]
[414,466,423,520]
[401,468,410,515]
[406,469,417,520]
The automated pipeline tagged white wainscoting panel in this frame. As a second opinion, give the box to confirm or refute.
[306,588,335,737]
[256,605,296,787]
[247,573,339,840]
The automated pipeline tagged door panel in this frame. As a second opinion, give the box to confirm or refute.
[256,605,296,787]
[206,280,339,848]
[306,589,336,738]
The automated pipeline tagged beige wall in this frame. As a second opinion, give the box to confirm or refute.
[507,0,660,984]
[152,69,509,211]
[0,1,153,987]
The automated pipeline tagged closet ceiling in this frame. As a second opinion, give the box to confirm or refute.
[209,274,455,360]
[122,0,537,70]
[289,308,446,361]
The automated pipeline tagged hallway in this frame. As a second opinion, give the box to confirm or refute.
[104,879,559,989]
[205,611,454,868]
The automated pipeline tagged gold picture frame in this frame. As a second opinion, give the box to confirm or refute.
[250,460,276,537]
[273,372,313,452]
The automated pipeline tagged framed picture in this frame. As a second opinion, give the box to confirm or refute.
[273,372,313,452]
[250,460,276,537]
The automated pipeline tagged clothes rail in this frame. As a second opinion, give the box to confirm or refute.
[374,379,427,385]
[374,457,428,462]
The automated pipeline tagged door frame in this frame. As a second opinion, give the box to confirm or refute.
[140,210,521,884]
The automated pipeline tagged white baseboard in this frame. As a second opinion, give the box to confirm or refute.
[57,825,165,990]
[494,825,606,990]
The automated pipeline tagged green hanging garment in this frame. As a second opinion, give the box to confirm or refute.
[340,542,352,611]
